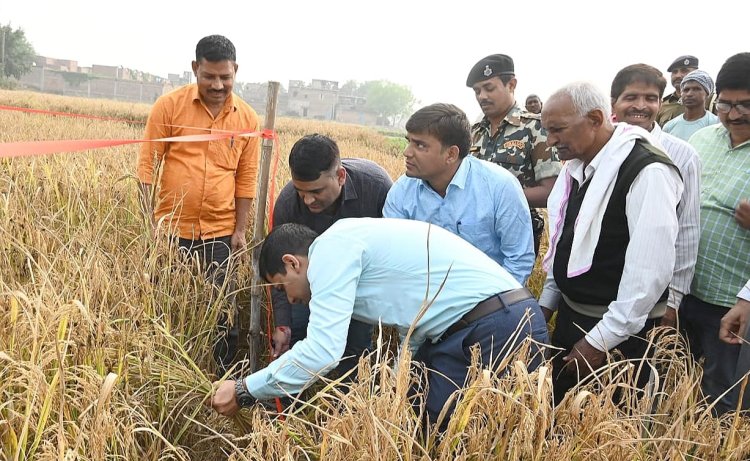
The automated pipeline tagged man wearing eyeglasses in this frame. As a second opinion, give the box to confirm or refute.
[681,52,750,415]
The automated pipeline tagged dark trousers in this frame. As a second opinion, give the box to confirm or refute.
[178,236,238,374]
[413,297,549,429]
[290,305,373,379]
[679,294,741,414]
[551,299,658,404]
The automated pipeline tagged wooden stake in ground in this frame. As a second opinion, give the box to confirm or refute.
[247,81,280,371]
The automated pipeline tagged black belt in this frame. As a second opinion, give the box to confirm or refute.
[444,287,534,338]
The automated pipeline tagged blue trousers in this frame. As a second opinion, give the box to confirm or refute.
[679,294,742,414]
[413,297,549,428]
[290,305,373,379]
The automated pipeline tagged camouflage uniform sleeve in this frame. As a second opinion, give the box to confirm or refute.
[528,118,562,181]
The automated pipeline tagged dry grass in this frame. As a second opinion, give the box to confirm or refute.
[0,89,749,460]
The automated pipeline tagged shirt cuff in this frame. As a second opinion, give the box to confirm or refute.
[668,287,684,310]
[739,284,750,302]
[244,369,277,400]
[585,320,628,352]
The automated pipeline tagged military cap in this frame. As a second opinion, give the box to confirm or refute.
[466,54,515,87]
[667,55,699,72]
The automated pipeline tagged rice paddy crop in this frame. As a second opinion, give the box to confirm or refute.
[0,89,748,460]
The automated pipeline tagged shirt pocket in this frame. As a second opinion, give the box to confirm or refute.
[456,216,495,253]
[211,139,242,171]
[494,142,527,170]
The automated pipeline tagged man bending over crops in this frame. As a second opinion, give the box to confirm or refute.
[137,35,260,373]
[270,134,393,377]
[539,81,682,403]
[209,218,549,428]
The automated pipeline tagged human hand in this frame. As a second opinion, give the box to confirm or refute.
[272,326,291,358]
[231,230,247,255]
[660,306,677,328]
[561,337,607,378]
[207,380,240,417]
[720,299,750,345]
[541,307,554,323]
[736,199,750,230]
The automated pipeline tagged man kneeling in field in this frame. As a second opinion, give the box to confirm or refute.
[208,218,549,426]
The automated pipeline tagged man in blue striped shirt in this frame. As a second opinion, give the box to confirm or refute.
[610,63,701,328]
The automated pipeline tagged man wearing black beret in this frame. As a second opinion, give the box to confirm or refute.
[467,54,561,256]
[656,55,700,126]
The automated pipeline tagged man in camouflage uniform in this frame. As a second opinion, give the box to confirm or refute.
[467,54,562,255]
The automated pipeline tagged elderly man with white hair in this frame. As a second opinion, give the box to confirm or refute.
[663,70,720,141]
[538,81,684,402]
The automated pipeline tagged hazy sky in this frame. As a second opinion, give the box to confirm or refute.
[3,0,748,121]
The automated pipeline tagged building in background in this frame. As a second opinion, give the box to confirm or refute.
[17,55,381,127]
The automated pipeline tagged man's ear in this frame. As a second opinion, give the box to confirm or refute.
[507,77,518,93]
[335,166,347,186]
[281,254,302,273]
[191,60,199,77]
[587,108,605,128]
[445,145,461,164]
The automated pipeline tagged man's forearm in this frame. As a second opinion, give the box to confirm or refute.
[234,197,253,234]
[271,287,293,327]
[523,177,557,208]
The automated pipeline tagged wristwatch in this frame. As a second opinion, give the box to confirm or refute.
[234,379,256,408]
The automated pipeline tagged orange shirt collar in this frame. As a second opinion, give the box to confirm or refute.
[189,84,238,113]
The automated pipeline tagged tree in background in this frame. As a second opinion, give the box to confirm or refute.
[362,80,416,126]
[342,80,416,127]
[1,24,36,81]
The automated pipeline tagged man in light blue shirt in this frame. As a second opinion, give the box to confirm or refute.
[663,70,719,141]
[209,218,548,427]
[383,103,534,284]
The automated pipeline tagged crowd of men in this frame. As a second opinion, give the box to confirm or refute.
[136,35,750,426]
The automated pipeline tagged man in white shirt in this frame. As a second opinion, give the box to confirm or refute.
[610,63,701,329]
[539,81,683,402]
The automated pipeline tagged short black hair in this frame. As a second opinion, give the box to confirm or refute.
[497,74,514,85]
[259,223,319,279]
[716,53,750,95]
[405,103,471,158]
[611,63,667,101]
[195,35,236,62]
[526,94,541,102]
[288,134,341,181]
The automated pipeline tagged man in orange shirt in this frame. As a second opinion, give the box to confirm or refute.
[137,35,260,373]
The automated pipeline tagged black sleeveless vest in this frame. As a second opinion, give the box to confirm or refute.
[553,140,675,305]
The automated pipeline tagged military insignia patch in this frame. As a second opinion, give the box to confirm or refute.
[683,58,690,65]
[503,140,526,150]
[483,65,492,77]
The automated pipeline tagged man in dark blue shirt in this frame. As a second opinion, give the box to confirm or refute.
[271,134,393,375]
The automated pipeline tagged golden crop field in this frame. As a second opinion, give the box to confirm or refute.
[0,89,748,460]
